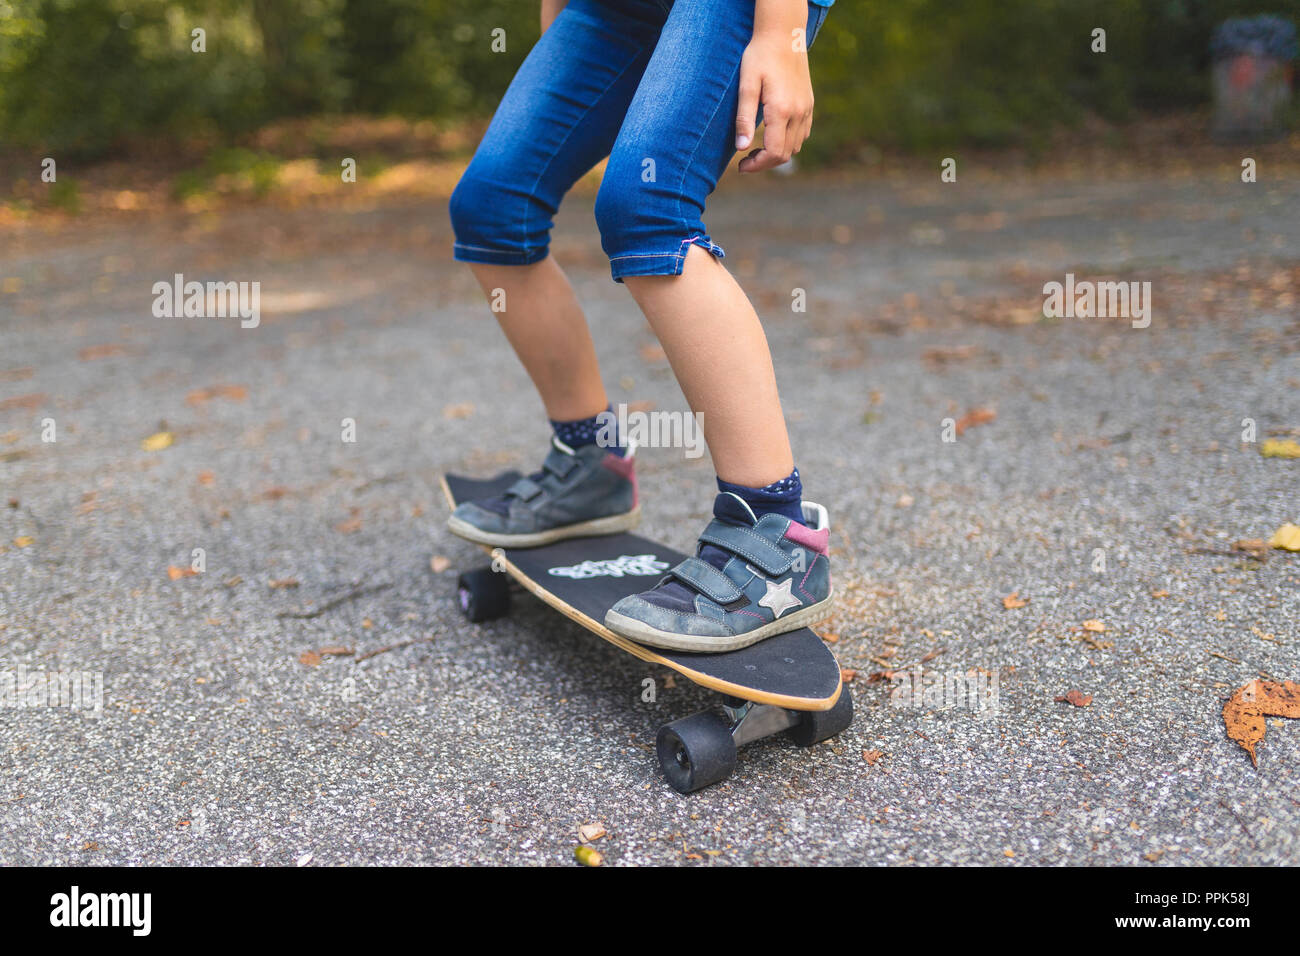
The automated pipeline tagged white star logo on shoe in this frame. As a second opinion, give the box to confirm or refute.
[758,577,802,619]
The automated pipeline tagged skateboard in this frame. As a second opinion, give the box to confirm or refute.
[440,471,853,793]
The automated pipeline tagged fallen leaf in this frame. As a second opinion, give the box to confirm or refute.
[954,407,996,436]
[840,668,857,683]
[78,344,127,361]
[0,393,46,412]
[185,384,248,406]
[1002,591,1028,609]
[268,578,300,589]
[197,470,215,485]
[430,555,451,573]
[299,651,322,667]
[574,845,603,867]
[1055,690,1093,707]
[1269,523,1300,551]
[167,565,198,580]
[1151,589,1170,598]
[335,515,363,534]
[442,402,475,419]
[578,823,606,843]
[1223,679,1300,766]
[1259,438,1300,459]
[141,431,174,451]
[1081,619,1106,633]
[862,749,884,765]
[319,646,353,657]
[13,536,33,547]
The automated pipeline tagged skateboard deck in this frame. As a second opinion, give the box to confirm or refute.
[440,471,843,712]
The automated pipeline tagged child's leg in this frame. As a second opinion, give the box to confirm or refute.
[464,258,607,422]
[445,0,667,546]
[597,0,833,649]
[623,245,793,488]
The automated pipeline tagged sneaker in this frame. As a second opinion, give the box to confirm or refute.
[447,437,639,548]
[604,491,832,652]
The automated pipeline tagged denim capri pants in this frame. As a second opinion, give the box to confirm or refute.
[449,0,830,282]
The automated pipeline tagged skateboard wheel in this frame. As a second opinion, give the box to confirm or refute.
[456,567,510,623]
[788,685,854,747]
[656,712,737,794]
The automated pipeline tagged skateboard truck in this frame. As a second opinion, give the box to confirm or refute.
[656,691,853,794]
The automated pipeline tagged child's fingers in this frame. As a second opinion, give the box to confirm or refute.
[735,77,761,150]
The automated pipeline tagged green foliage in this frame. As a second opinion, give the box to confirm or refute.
[170,146,281,199]
[2,0,1297,161]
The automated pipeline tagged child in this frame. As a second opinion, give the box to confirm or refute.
[447,0,834,653]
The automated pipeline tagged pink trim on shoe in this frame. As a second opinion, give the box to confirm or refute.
[784,521,829,556]
[601,452,638,507]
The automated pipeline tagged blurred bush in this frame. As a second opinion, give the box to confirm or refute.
[1,0,1297,162]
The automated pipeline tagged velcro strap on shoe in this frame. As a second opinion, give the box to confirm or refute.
[669,557,742,604]
[506,477,544,502]
[697,519,792,576]
[542,447,580,480]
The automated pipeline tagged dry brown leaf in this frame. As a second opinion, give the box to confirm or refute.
[862,749,884,765]
[1151,589,1170,598]
[1223,679,1300,766]
[299,651,322,667]
[197,470,215,485]
[335,515,363,534]
[13,535,34,548]
[840,668,857,683]
[0,393,46,412]
[1055,690,1093,707]
[578,823,606,843]
[186,384,248,406]
[78,344,127,361]
[442,402,475,420]
[1002,591,1029,609]
[268,578,300,589]
[430,555,451,573]
[954,407,996,436]
[167,565,198,580]
[1081,619,1106,633]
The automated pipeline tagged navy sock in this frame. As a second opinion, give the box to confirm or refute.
[716,467,804,524]
[550,406,627,456]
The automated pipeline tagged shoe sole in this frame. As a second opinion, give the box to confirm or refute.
[605,592,834,653]
[446,506,641,549]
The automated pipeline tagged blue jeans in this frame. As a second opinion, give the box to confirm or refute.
[449,0,829,282]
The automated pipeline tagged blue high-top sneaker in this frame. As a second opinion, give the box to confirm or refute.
[604,492,832,652]
[448,437,639,548]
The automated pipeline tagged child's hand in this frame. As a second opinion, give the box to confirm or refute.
[735,4,815,173]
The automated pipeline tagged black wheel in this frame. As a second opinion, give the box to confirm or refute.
[656,711,737,794]
[788,685,854,747]
[456,567,510,622]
